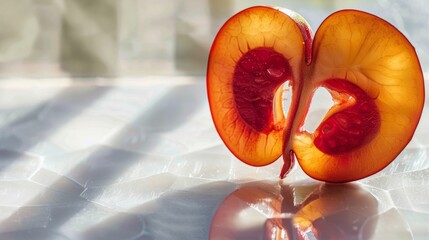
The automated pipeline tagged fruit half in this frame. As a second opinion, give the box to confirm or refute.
[207,6,311,168]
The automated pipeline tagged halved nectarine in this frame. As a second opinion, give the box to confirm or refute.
[207,6,424,182]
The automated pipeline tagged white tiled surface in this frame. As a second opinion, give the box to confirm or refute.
[0,77,426,240]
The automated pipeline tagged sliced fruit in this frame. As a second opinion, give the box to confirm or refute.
[207,6,311,166]
[293,10,424,182]
[208,7,424,182]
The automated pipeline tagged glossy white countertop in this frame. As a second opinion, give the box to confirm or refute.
[0,76,426,239]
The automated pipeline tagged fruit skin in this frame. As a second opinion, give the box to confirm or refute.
[208,7,425,182]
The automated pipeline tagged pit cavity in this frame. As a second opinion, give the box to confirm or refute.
[301,87,332,133]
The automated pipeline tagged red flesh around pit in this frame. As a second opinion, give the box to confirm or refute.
[233,47,291,133]
[313,79,380,154]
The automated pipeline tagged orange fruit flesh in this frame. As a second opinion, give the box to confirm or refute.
[294,10,424,182]
[207,6,306,166]
[208,7,424,182]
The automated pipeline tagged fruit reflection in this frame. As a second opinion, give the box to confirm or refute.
[209,181,378,240]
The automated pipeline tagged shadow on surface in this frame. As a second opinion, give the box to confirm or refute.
[84,180,237,240]
[0,84,205,239]
[0,85,111,172]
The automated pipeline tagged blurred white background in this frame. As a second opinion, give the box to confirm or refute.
[0,0,427,78]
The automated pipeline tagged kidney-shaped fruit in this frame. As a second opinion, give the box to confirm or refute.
[207,6,424,182]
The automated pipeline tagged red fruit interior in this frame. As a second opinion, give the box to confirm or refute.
[233,47,291,133]
[313,79,380,154]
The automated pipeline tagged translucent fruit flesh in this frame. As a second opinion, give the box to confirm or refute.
[207,6,307,166]
[293,10,424,182]
[207,7,424,182]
